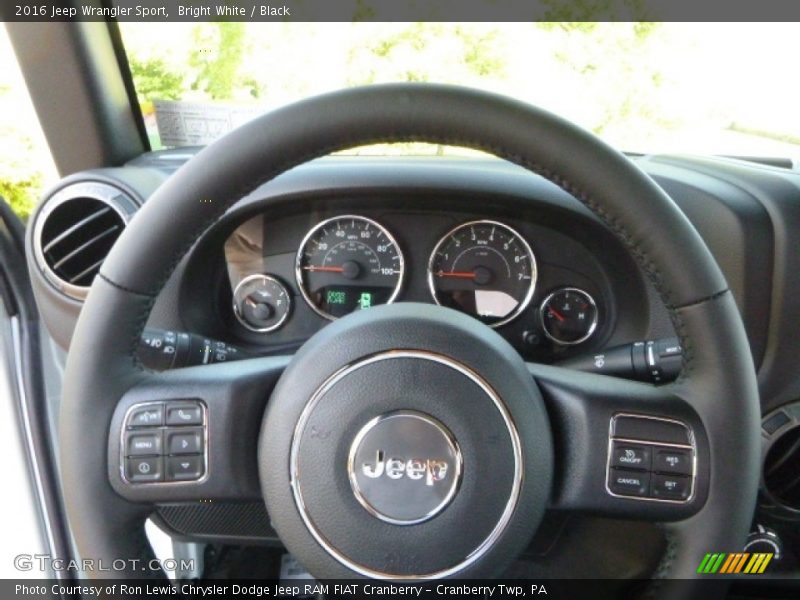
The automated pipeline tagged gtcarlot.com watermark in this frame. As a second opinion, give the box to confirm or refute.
[14,554,194,573]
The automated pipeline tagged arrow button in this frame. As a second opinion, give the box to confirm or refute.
[166,428,203,455]
[166,455,204,481]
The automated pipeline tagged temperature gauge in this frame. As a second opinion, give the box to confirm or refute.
[540,287,598,345]
[232,274,291,333]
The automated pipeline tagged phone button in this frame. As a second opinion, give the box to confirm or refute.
[166,403,203,426]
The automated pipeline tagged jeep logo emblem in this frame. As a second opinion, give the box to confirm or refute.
[348,411,462,525]
[361,450,449,486]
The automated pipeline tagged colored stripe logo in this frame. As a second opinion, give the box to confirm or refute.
[697,553,773,574]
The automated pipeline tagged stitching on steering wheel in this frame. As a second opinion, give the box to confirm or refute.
[643,530,679,599]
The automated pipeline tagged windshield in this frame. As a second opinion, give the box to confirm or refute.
[120,22,799,159]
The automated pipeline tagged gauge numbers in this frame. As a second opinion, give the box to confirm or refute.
[296,215,404,319]
[428,220,537,327]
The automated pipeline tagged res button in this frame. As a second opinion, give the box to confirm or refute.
[653,448,692,475]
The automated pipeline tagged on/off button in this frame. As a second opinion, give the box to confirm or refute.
[611,443,651,470]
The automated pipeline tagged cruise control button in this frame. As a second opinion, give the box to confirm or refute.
[125,431,162,456]
[654,448,692,475]
[166,455,204,481]
[128,404,164,427]
[608,468,650,497]
[126,457,163,482]
[166,402,203,426]
[651,473,691,500]
[166,428,203,454]
[611,443,651,470]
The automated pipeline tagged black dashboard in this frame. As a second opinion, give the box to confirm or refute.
[29,151,798,384]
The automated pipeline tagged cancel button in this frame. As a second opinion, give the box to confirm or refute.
[608,468,650,497]
[611,443,651,471]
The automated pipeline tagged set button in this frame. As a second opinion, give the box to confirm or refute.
[651,473,691,500]
[122,400,206,483]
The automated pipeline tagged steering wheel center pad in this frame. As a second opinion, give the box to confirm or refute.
[260,302,552,578]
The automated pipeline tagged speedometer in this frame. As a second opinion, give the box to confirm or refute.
[428,220,537,327]
[296,215,404,319]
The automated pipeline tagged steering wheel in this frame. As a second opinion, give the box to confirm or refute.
[61,85,760,598]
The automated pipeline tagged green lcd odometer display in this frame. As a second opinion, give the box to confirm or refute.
[296,216,405,319]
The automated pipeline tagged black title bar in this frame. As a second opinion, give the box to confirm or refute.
[3,0,800,22]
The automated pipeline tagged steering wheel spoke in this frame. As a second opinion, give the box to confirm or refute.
[529,363,710,521]
[108,356,289,503]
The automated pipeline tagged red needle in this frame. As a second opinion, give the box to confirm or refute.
[303,265,345,273]
[436,270,476,279]
[548,306,566,322]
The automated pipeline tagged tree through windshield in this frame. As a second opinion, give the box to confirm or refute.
[119,21,800,160]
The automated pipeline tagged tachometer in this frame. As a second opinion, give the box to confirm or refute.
[296,215,404,319]
[428,220,537,327]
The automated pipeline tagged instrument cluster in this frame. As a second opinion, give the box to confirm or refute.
[225,213,604,350]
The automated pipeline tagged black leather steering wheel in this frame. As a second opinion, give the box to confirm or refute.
[61,84,760,598]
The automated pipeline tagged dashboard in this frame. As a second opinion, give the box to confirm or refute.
[30,152,798,380]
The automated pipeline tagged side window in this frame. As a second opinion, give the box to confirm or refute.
[0,25,58,222]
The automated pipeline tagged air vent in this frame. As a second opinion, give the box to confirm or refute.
[764,424,800,512]
[33,182,137,300]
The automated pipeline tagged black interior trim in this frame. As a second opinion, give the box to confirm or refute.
[104,16,150,153]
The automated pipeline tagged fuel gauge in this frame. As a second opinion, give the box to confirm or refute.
[233,274,291,333]
[540,287,598,345]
